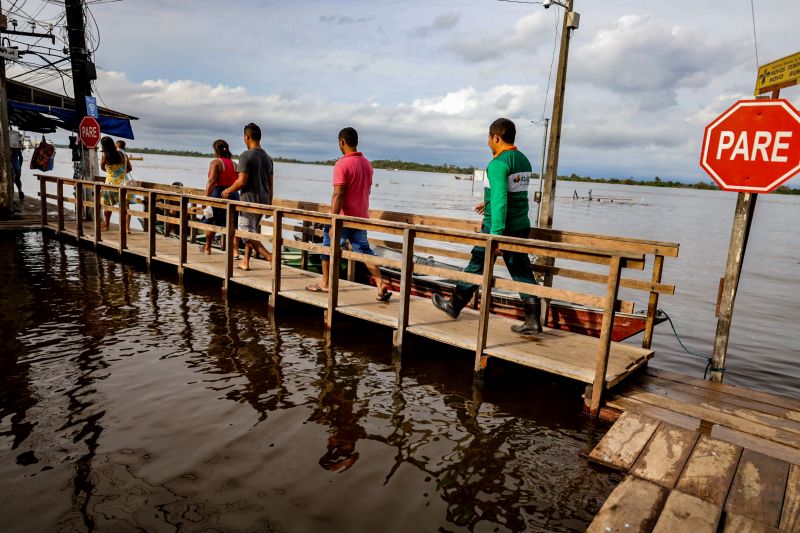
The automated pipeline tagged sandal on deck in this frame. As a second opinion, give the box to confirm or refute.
[376,290,392,302]
[235,263,250,271]
[305,284,328,293]
[199,245,211,255]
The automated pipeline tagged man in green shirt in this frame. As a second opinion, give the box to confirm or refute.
[433,118,542,335]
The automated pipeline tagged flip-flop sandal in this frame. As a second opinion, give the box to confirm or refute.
[199,245,211,255]
[376,291,392,302]
[235,264,250,271]
[305,284,328,293]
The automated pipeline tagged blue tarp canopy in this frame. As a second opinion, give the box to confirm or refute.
[5,79,137,140]
[8,100,135,139]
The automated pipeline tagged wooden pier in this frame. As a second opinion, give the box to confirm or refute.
[30,174,800,529]
[35,174,680,413]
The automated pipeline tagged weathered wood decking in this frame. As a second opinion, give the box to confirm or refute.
[587,368,800,532]
[57,221,652,388]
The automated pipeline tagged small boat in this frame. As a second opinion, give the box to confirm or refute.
[369,246,664,342]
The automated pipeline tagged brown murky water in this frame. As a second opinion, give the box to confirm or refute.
[1,232,617,532]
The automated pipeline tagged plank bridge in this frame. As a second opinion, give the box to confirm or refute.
[36,174,679,414]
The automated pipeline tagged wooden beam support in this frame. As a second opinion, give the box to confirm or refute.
[589,256,623,416]
[642,254,664,349]
[393,228,416,353]
[178,195,189,276]
[325,219,343,329]
[39,177,47,226]
[75,181,84,238]
[224,203,235,293]
[93,182,101,246]
[147,191,157,266]
[473,237,497,383]
[56,180,64,234]
[270,210,283,309]
[118,186,127,255]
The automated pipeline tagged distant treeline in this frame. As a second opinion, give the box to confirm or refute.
[554,173,800,195]
[68,146,799,194]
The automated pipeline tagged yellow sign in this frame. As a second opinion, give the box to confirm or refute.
[755,52,800,95]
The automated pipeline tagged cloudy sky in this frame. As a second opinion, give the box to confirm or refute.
[12,0,800,182]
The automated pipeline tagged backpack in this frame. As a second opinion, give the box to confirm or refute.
[30,136,56,172]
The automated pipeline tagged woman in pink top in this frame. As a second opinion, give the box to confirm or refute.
[201,139,239,255]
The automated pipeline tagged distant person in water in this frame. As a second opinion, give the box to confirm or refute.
[305,127,391,301]
[100,136,132,233]
[221,123,273,270]
[201,139,240,254]
[432,118,542,336]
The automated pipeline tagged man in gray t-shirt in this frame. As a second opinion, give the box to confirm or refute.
[222,122,275,270]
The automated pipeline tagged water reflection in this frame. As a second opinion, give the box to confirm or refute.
[1,233,614,532]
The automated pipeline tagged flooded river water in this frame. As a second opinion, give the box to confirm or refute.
[1,232,615,531]
[4,152,799,531]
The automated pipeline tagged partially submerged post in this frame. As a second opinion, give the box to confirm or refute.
[701,55,800,382]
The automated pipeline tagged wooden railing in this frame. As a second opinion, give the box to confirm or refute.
[37,174,678,414]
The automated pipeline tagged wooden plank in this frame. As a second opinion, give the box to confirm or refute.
[493,277,606,308]
[586,476,667,533]
[270,211,283,308]
[147,191,157,264]
[780,463,800,532]
[93,182,102,246]
[723,513,781,533]
[325,219,343,329]
[473,238,496,375]
[178,196,189,274]
[652,489,721,533]
[589,411,660,471]
[675,435,742,506]
[633,372,800,423]
[725,449,790,528]
[644,367,800,414]
[393,228,415,352]
[608,394,800,465]
[615,389,800,450]
[642,254,664,349]
[56,180,65,233]
[630,424,699,488]
[590,256,622,415]
[224,204,235,292]
[118,186,127,254]
[39,177,47,225]
[619,379,800,437]
[75,181,84,238]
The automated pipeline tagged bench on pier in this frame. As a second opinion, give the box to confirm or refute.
[36,174,679,413]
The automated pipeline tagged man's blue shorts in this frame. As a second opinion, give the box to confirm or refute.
[321,226,375,259]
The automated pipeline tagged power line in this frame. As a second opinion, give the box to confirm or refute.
[749,0,760,68]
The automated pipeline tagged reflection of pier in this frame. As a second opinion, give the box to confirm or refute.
[37,174,679,413]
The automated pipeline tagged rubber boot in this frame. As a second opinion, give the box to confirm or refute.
[511,297,542,335]
[432,288,470,319]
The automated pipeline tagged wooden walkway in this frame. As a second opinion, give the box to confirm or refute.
[56,221,653,389]
[587,367,800,532]
[0,196,64,231]
[36,174,683,412]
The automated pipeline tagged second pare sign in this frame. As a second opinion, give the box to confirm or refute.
[700,99,800,193]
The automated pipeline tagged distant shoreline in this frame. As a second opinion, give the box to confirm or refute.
[63,145,799,195]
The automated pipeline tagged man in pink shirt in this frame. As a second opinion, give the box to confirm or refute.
[306,127,391,301]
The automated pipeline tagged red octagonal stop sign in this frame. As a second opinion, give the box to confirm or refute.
[79,116,101,149]
[700,99,800,193]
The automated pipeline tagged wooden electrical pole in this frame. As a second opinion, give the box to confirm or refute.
[537,0,575,234]
[65,0,99,192]
[0,2,14,218]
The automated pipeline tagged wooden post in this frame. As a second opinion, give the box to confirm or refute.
[641,255,664,349]
[147,191,157,266]
[536,0,575,287]
[325,218,343,329]
[56,180,65,234]
[39,177,47,226]
[75,181,84,238]
[118,185,127,255]
[393,228,416,353]
[710,192,758,383]
[589,256,623,416]
[224,203,235,293]
[270,209,283,309]
[93,182,101,246]
[473,237,497,383]
[347,258,356,281]
[300,220,310,270]
[178,195,189,276]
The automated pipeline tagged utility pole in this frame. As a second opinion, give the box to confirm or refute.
[534,117,549,224]
[536,0,578,286]
[65,0,99,208]
[0,2,14,218]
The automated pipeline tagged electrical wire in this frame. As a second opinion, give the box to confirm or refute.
[750,0,760,68]
[659,309,716,379]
